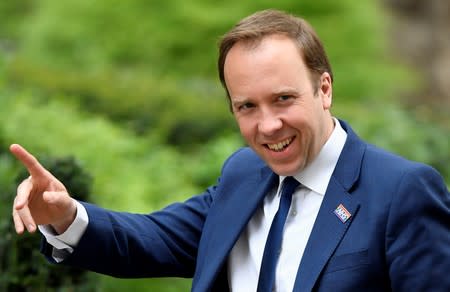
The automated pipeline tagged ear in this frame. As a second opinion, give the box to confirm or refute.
[319,72,332,110]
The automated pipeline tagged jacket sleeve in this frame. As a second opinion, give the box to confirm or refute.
[41,187,215,278]
[385,164,450,291]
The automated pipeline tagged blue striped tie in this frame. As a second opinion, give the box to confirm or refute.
[257,176,300,291]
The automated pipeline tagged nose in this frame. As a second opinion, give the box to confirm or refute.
[258,111,283,136]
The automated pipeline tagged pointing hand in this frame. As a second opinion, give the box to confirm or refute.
[10,144,76,234]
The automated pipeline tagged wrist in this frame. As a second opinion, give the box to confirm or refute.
[52,200,77,234]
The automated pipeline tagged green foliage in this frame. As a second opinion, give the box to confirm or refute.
[0,89,242,290]
[2,0,413,145]
[95,276,192,292]
[0,142,94,291]
[0,0,34,41]
[335,102,449,183]
[5,59,235,143]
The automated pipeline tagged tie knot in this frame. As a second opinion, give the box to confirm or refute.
[281,176,300,199]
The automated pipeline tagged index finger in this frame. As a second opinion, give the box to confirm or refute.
[9,144,49,178]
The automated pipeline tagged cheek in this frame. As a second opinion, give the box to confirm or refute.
[236,117,254,140]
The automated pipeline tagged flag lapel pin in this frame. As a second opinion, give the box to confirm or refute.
[334,204,351,223]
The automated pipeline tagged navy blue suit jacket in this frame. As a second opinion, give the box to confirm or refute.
[42,121,450,291]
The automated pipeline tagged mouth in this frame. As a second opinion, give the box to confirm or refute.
[265,137,294,152]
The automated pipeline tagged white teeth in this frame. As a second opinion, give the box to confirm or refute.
[267,138,293,152]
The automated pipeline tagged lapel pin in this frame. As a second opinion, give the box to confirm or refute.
[334,204,351,223]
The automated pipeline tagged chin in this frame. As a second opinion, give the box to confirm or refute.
[270,164,303,176]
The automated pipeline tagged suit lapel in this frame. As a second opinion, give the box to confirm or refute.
[293,120,366,291]
[292,178,360,291]
[194,166,278,290]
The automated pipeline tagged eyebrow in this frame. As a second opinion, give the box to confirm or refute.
[231,97,250,108]
[230,87,300,107]
[272,87,298,96]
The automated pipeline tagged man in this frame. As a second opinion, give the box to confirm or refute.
[11,9,450,291]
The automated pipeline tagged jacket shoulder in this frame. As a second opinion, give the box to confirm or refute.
[221,147,266,173]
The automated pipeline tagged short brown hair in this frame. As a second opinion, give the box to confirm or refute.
[218,9,333,99]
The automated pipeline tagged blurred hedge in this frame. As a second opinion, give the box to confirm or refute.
[2,0,414,144]
[0,145,93,291]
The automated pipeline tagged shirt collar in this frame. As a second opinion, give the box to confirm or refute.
[280,118,347,195]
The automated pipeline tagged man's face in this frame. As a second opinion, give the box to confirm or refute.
[224,34,334,176]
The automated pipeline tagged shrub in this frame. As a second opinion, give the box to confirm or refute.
[0,146,94,291]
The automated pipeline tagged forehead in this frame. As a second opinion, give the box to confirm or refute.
[224,35,310,91]
[224,35,309,98]
[224,34,307,78]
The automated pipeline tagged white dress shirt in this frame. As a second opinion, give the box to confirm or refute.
[228,118,347,291]
[39,200,88,262]
[40,119,347,290]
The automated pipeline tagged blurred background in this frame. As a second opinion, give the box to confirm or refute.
[0,0,448,291]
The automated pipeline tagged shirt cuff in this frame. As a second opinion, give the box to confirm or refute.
[38,200,89,261]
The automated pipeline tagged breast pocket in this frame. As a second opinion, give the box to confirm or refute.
[323,249,369,273]
[314,249,385,291]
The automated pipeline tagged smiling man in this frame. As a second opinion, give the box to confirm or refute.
[224,33,334,176]
[10,9,450,292]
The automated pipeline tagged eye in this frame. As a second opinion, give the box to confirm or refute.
[278,95,293,102]
[278,95,292,101]
[236,102,255,112]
